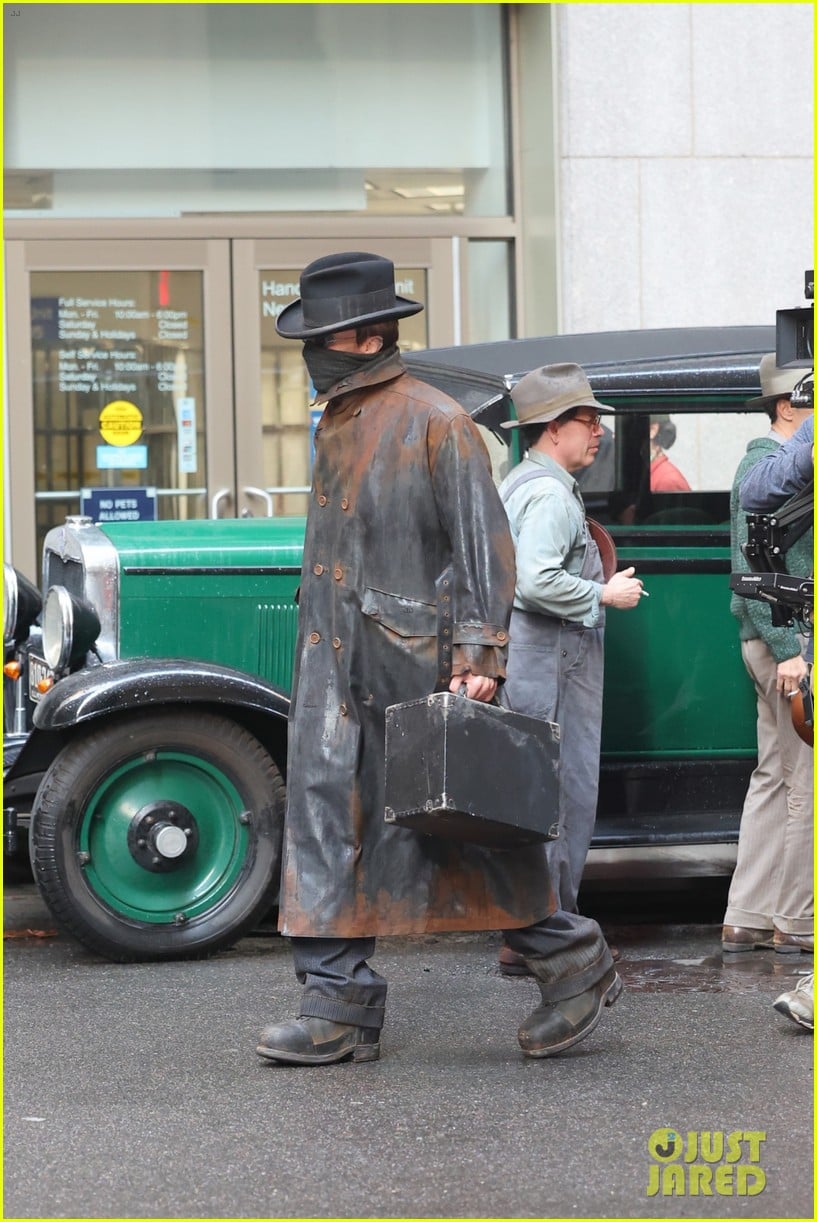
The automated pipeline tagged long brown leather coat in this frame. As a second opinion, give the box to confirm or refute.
[279,354,554,937]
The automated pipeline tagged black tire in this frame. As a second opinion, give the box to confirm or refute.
[31,709,285,962]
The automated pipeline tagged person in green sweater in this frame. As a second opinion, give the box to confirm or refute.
[722,354,814,956]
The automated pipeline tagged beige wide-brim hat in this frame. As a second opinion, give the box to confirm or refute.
[746,353,810,408]
[500,362,614,429]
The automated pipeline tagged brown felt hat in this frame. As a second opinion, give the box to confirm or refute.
[501,363,614,430]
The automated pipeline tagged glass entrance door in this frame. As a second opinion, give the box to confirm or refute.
[5,236,455,576]
[230,238,454,519]
[5,239,235,577]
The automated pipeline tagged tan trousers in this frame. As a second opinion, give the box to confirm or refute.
[724,637,814,934]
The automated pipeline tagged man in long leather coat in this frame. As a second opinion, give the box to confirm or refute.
[257,252,621,1066]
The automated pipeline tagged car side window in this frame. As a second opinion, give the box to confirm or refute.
[576,404,770,528]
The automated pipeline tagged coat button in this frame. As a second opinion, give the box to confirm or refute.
[333,567,343,581]
[317,494,328,507]
[561,650,567,657]
[332,637,342,649]
[341,498,349,510]
[339,703,348,716]
[309,632,321,644]
[497,630,507,642]
[313,564,324,575]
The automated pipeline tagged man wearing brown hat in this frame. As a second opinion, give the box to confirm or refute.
[722,354,814,957]
[496,364,645,975]
[256,254,621,1065]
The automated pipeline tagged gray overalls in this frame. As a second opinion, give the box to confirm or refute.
[501,469,605,914]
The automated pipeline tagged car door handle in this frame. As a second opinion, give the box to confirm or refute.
[242,486,274,518]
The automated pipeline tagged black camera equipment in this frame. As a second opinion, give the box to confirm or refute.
[731,490,814,744]
[775,269,813,368]
[732,478,814,630]
[730,570,813,624]
[789,369,814,412]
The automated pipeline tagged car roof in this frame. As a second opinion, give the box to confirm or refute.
[403,325,776,428]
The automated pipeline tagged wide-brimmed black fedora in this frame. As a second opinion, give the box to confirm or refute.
[275,251,423,339]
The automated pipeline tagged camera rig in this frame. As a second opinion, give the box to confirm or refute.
[731,480,813,630]
[731,270,814,630]
[730,484,814,743]
[729,273,814,740]
[775,268,813,368]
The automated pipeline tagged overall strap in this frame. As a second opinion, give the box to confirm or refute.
[500,468,562,504]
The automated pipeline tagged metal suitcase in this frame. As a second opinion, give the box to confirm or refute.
[384,691,560,848]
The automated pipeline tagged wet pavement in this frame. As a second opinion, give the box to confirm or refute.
[3,880,813,1219]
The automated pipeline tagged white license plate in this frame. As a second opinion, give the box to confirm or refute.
[28,653,55,703]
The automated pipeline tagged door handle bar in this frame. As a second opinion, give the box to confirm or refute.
[243,486,274,517]
[210,488,232,519]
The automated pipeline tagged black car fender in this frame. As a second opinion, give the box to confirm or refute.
[28,657,291,776]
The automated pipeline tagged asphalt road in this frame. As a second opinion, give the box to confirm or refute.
[3,882,813,1220]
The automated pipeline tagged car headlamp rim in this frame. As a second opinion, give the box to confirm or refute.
[43,585,74,671]
[4,563,42,646]
[42,585,101,672]
[4,564,19,645]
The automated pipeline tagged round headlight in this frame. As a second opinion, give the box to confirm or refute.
[4,563,42,646]
[3,565,18,644]
[42,586,100,671]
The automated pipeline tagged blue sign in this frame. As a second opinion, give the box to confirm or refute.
[96,444,148,470]
[31,297,60,343]
[80,487,158,524]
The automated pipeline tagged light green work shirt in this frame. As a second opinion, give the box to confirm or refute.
[498,450,604,627]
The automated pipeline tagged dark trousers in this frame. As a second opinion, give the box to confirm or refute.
[292,909,612,1031]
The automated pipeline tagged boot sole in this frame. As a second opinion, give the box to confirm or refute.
[773,944,814,955]
[521,972,623,1059]
[256,1042,380,1065]
[722,941,773,953]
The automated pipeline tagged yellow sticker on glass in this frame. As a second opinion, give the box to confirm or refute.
[99,400,143,447]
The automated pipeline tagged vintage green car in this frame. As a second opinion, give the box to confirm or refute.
[3,324,775,961]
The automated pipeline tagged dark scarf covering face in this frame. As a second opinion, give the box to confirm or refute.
[302,341,400,394]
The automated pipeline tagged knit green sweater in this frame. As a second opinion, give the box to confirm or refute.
[730,435,813,662]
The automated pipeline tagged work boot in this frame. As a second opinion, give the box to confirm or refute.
[256,1016,381,1065]
[518,966,623,1058]
[773,973,814,1031]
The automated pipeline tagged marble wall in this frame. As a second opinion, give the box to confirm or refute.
[554,3,814,332]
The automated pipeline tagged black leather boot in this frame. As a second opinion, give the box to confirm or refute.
[518,965,623,1057]
[256,1016,381,1065]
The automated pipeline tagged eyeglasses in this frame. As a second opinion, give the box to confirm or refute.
[571,412,603,430]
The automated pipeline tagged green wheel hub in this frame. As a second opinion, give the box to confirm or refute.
[78,750,251,923]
